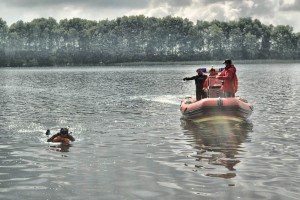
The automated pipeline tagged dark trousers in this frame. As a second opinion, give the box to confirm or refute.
[196,88,207,101]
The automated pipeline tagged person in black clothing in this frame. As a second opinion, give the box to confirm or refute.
[46,128,75,142]
[183,68,208,101]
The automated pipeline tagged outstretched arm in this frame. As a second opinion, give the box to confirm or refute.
[183,76,196,81]
[217,71,233,80]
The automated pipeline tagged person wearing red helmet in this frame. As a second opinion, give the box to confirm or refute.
[183,68,208,101]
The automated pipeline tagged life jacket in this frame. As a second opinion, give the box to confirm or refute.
[52,136,71,143]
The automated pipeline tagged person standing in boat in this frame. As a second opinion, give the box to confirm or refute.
[183,68,207,101]
[47,128,75,142]
[216,59,238,97]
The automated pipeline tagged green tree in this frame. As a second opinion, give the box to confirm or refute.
[271,25,296,59]
[0,18,8,66]
[206,21,225,59]
[1,16,300,66]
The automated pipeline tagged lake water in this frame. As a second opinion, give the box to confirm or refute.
[0,64,300,200]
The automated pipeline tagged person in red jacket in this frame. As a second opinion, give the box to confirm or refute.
[216,59,238,97]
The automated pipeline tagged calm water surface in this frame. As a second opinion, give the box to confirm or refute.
[0,64,300,200]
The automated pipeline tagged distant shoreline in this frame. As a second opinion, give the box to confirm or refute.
[111,59,300,66]
[1,59,300,68]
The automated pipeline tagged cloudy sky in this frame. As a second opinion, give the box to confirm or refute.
[1,0,300,32]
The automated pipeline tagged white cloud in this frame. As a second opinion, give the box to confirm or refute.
[1,0,300,32]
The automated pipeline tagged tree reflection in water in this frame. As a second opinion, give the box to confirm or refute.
[181,118,253,179]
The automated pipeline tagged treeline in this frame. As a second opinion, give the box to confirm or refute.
[0,16,299,66]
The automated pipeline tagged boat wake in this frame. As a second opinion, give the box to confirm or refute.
[131,95,181,105]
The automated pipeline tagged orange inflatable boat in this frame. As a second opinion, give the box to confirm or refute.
[181,68,253,120]
[180,96,253,120]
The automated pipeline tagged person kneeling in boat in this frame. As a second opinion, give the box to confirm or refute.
[203,68,220,95]
[203,68,218,88]
[47,128,75,143]
[183,68,207,101]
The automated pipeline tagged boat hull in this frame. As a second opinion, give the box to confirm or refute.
[180,97,253,120]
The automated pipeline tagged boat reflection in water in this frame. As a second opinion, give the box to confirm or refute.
[181,117,253,179]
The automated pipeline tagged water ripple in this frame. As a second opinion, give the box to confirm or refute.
[1,65,300,199]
